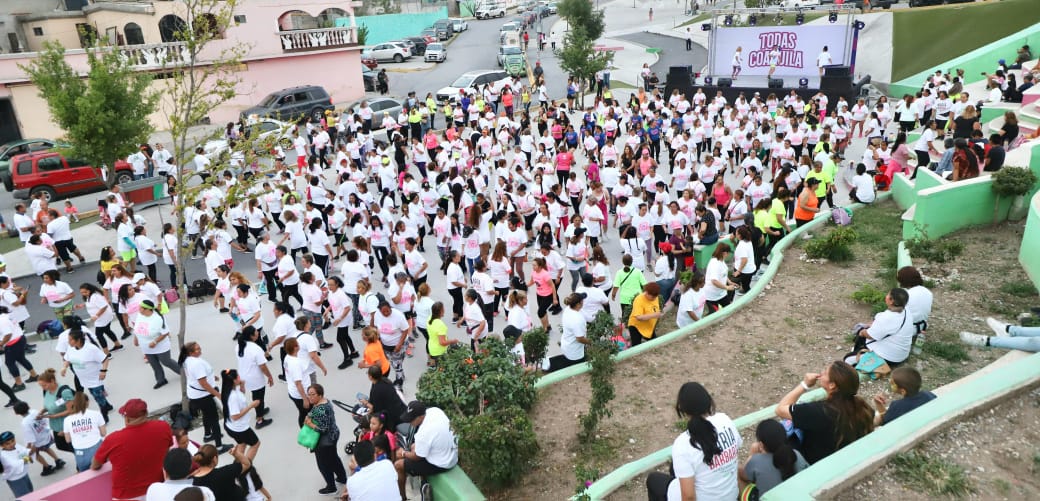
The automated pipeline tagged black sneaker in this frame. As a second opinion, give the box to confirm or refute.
[256,418,273,429]
[26,375,38,383]
[121,332,132,340]
[319,342,334,350]
[337,360,354,369]
[110,345,125,352]
[153,380,168,389]
[54,459,66,470]
[349,351,361,360]
[216,444,233,454]
[41,465,55,476]
[203,434,215,442]
[318,486,338,496]
[11,384,25,392]
[4,400,18,408]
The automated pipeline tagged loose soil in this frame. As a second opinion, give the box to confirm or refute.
[488,201,1039,501]
[836,385,1040,500]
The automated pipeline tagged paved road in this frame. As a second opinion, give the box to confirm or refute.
[616,31,709,79]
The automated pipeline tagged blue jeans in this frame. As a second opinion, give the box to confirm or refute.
[989,326,1040,351]
[133,173,147,180]
[75,441,102,472]
[7,475,32,497]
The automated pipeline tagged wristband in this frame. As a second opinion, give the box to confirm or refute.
[800,381,811,391]
[100,369,108,372]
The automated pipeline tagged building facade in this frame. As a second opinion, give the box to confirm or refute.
[0,0,365,144]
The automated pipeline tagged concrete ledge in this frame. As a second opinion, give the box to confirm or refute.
[427,466,486,501]
[763,351,1040,500]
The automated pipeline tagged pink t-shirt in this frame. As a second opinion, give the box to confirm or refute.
[531,269,554,297]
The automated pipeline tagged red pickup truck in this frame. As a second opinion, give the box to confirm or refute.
[10,151,132,201]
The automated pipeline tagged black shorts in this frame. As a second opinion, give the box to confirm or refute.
[536,293,553,318]
[55,239,77,255]
[225,426,259,446]
[403,456,451,477]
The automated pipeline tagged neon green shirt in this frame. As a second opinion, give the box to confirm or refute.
[805,169,831,197]
[428,318,449,357]
[769,199,787,229]
[613,267,647,305]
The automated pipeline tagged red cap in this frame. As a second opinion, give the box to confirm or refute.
[119,398,148,418]
[658,242,673,253]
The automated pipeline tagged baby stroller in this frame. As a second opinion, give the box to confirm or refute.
[333,396,371,455]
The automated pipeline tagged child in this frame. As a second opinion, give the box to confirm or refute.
[356,327,390,377]
[0,430,34,497]
[13,402,64,476]
[63,200,80,223]
[873,366,937,426]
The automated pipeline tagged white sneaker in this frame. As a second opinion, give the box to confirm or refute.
[802,233,813,240]
[959,331,988,347]
[986,317,1010,337]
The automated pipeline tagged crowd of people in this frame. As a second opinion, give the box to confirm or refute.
[9,31,1026,499]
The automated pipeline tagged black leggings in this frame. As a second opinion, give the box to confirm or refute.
[291,396,307,428]
[262,270,278,301]
[281,283,303,308]
[0,370,16,404]
[314,444,347,489]
[250,387,267,421]
[189,395,224,446]
[546,354,585,372]
[448,288,464,320]
[336,326,357,361]
[94,324,119,349]
[374,246,390,278]
[313,254,330,277]
[736,272,754,293]
[4,337,33,378]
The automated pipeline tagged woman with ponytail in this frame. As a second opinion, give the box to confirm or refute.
[738,419,809,495]
[219,369,262,461]
[774,361,874,464]
[646,382,741,501]
[179,341,231,454]
[235,326,273,430]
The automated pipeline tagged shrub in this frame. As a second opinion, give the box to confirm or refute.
[852,283,888,314]
[454,405,539,489]
[417,339,537,417]
[905,233,964,270]
[522,327,549,366]
[579,311,620,442]
[991,166,1038,198]
[805,226,858,262]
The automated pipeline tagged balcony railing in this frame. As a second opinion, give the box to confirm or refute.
[277,26,358,53]
[118,41,190,69]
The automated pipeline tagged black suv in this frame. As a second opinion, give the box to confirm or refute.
[239,85,335,122]
[405,36,429,55]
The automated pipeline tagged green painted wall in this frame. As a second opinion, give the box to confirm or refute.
[1021,192,1040,290]
[427,466,486,501]
[889,0,1040,92]
[336,8,449,46]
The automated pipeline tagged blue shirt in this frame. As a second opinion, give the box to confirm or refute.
[882,391,936,425]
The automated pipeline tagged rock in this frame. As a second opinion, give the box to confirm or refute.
[629,438,636,444]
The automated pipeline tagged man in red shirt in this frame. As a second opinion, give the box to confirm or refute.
[91,398,172,500]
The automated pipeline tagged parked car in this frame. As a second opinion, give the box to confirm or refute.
[345,97,404,130]
[0,138,62,191]
[403,37,429,56]
[502,52,526,78]
[418,34,437,44]
[536,5,551,18]
[239,85,335,122]
[498,45,523,67]
[436,70,510,103]
[361,54,378,69]
[421,27,438,39]
[449,18,468,32]
[10,151,132,201]
[778,0,820,7]
[364,42,412,63]
[204,118,295,161]
[909,0,973,6]
[476,4,506,19]
[520,11,538,27]
[433,19,453,40]
[500,22,521,33]
[543,1,558,14]
[425,43,447,63]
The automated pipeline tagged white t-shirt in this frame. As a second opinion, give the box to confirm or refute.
[277,255,299,285]
[676,288,706,329]
[40,280,74,307]
[852,173,876,203]
[237,341,268,392]
[62,409,106,450]
[347,459,402,501]
[702,258,730,301]
[866,309,915,363]
[225,389,252,433]
[183,356,216,400]
[134,312,170,355]
[413,407,458,469]
[21,411,52,447]
[284,354,311,400]
[0,445,30,481]
[668,413,741,501]
[733,240,757,274]
[64,342,106,389]
[373,309,409,346]
[905,285,933,325]
[561,308,587,361]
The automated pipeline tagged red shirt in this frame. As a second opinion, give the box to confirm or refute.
[94,419,172,499]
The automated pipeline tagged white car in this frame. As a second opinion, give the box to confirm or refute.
[203,118,294,161]
[778,0,821,7]
[425,43,447,63]
[436,70,511,103]
[363,42,412,63]
[476,5,506,19]
[500,22,521,33]
[449,18,468,32]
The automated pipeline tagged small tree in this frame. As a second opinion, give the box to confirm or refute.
[556,0,605,40]
[578,311,619,441]
[21,39,158,173]
[991,166,1038,223]
[522,326,549,367]
[555,26,612,108]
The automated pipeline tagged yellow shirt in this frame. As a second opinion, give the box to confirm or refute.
[628,293,660,339]
[805,169,831,197]
[768,199,787,229]
[428,318,449,357]
[100,259,118,274]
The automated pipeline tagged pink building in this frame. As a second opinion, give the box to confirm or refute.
[0,0,366,144]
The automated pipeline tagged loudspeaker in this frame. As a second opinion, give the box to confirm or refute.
[768,78,784,89]
[717,78,733,88]
[820,75,852,92]
[823,65,851,78]
[669,65,693,77]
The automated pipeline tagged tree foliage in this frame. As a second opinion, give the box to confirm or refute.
[21,40,157,169]
[556,0,605,41]
[578,311,619,441]
[417,339,537,416]
[555,26,612,107]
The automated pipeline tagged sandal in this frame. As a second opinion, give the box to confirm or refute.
[406,342,415,358]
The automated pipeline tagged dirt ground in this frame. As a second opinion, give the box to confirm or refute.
[488,201,1039,501]
[836,385,1040,500]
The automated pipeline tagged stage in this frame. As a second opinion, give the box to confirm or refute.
[663,70,868,113]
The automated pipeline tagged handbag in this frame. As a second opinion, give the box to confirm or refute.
[854,351,892,379]
[297,425,320,450]
[317,426,340,448]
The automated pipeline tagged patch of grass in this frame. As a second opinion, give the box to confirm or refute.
[0,214,99,254]
[946,281,965,292]
[891,0,1040,82]
[783,317,802,328]
[673,420,687,433]
[891,452,975,498]
[1033,452,1040,473]
[852,283,888,314]
[922,279,936,289]
[1000,280,1039,298]
[985,299,1019,317]
[922,341,970,363]
[677,13,710,28]
[993,478,1012,496]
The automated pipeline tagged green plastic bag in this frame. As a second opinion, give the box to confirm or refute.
[297,425,320,450]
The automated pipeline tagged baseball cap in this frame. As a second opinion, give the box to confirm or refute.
[132,273,146,282]
[400,401,427,423]
[119,398,148,418]
[0,431,13,443]
[659,242,673,253]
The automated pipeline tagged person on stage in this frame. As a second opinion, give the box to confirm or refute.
[817,46,832,76]
[732,47,743,79]
[767,45,780,78]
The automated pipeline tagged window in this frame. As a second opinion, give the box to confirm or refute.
[159,14,187,43]
[76,23,97,48]
[124,23,144,45]
[292,92,311,102]
[233,15,247,24]
[194,13,223,40]
[32,27,43,36]
[66,159,90,168]
[16,160,32,176]
[38,157,63,172]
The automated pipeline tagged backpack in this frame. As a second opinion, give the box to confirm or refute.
[36,320,63,339]
[45,384,74,403]
[187,280,213,303]
[831,207,852,226]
